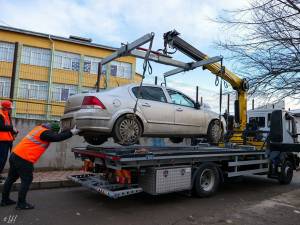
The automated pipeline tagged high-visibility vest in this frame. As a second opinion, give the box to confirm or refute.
[0,110,14,142]
[13,125,50,163]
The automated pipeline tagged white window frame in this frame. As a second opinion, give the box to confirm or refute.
[84,56,104,74]
[81,87,97,93]
[18,80,48,100]
[16,113,46,120]
[0,42,14,62]
[52,84,77,102]
[21,46,51,67]
[111,61,132,79]
[54,51,80,71]
[0,77,11,97]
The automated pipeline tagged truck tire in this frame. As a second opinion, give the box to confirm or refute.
[193,163,220,197]
[278,161,293,185]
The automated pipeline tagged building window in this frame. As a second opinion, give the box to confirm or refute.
[83,56,106,74]
[0,77,11,97]
[52,83,77,102]
[21,46,51,67]
[81,87,97,93]
[54,51,80,71]
[16,113,46,120]
[0,42,15,62]
[110,61,132,79]
[18,80,48,100]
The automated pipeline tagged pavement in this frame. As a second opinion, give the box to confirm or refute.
[1,173,300,225]
[0,170,84,192]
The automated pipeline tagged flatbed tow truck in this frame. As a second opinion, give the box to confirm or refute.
[68,31,300,199]
[70,144,268,199]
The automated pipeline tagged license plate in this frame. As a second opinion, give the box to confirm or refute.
[61,119,72,130]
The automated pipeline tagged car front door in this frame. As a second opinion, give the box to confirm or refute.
[132,86,175,134]
[167,89,207,135]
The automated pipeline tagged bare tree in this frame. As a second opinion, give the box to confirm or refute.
[217,0,300,100]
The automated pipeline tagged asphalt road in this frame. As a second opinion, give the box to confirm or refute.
[1,173,300,225]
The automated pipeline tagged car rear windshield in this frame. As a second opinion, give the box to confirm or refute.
[132,86,167,102]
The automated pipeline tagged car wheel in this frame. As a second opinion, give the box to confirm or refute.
[207,120,223,144]
[193,163,220,197]
[84,136,108,145]
[113,115,142,146]
[169,137,184,144]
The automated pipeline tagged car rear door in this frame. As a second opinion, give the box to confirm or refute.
[131,86,174,134]
[167,89,207,135]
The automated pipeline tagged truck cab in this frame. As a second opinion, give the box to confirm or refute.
[247,109,298,144]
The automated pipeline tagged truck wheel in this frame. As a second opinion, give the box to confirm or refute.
[278,161,293,185]
[207,120,223,145]
[193,163,220,197]
[113,115,142,146]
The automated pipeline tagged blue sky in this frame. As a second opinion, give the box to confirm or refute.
[2,0,297,111]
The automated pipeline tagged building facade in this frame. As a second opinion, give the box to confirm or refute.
[0,25,142,120]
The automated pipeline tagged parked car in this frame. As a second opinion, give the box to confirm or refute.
[61,84,225,145]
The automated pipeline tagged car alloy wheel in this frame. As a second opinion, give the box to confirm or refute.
[114,115,142,146]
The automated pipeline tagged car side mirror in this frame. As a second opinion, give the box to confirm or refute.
[194,102,201,109]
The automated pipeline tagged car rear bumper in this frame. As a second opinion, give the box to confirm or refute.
[76,117,112,133]
[61,110,113,133]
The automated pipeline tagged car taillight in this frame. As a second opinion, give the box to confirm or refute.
[82,96,106,109]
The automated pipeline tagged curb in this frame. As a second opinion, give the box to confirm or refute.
[0,180,80,192]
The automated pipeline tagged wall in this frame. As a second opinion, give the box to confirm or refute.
[6,118,190,170]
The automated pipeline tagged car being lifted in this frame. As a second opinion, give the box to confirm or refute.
[61,83,225,146]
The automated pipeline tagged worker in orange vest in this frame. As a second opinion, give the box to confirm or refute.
[0,100,18,183]
[1,122,80,210]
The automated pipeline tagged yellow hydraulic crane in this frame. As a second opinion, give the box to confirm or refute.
[163,30,250,144]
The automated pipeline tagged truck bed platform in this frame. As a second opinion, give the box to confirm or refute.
[72,144,267,169]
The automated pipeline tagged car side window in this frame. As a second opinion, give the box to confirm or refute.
[167,89,194,107]
[132,86,167,103]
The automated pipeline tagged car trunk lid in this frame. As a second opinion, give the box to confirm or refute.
[64,95,86,113]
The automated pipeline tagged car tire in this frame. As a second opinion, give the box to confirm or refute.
[207,120,223,144]
[169,137,184,144]
[113,115,142,146]
[193,163,220,197]
[84,136,108,145]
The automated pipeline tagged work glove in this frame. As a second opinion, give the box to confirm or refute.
[13,127,19,136]
[71,125,81,135]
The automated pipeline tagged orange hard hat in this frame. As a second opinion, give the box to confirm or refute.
[1,100,13,109]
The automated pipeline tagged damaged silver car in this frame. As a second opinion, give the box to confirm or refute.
[61,84,225,145]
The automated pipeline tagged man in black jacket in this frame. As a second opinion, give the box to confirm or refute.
[1,122,80,210]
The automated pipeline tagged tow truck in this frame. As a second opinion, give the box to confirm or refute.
[68,31,300,199]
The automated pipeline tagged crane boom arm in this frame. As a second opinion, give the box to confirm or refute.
[163,30,248,131]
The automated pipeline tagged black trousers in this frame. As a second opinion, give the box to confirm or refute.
[0,141,12,174]
[2,153,33,203]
